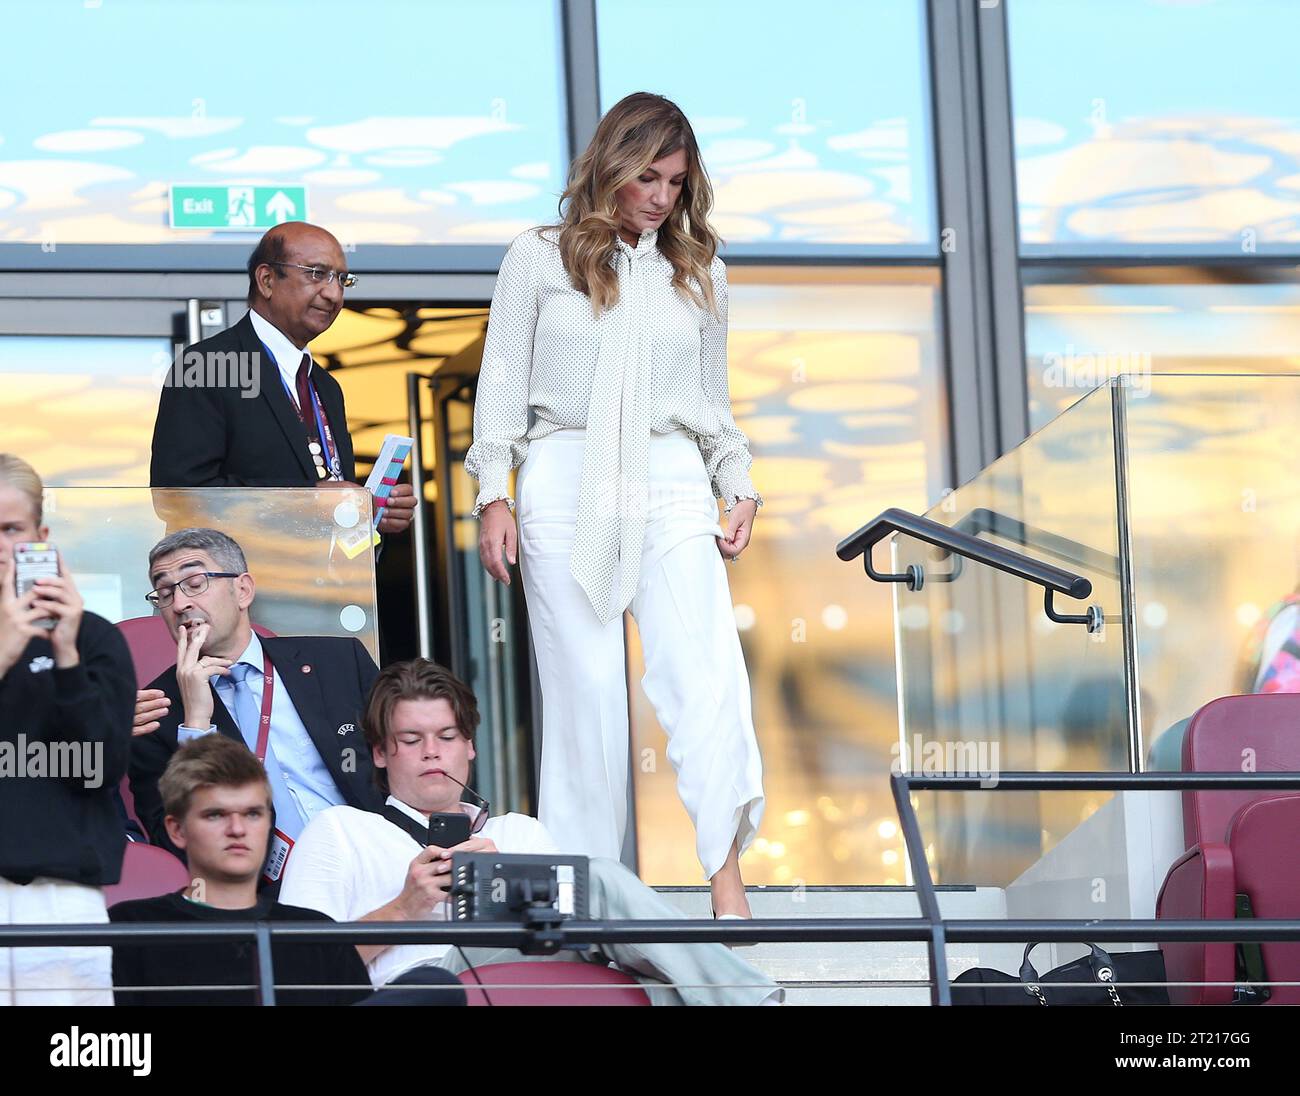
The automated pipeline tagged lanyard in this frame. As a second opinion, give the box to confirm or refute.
[251,651,275,762]
[259,341,342,480]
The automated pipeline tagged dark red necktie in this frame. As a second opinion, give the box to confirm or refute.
[297,353,336,480]
[295,353,314,428]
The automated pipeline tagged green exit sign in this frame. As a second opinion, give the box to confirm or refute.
[169,185,308,231]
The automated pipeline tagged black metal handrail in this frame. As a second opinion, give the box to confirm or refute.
[836,507,1102,630]
[13,896,1300,1005]
[944,506,1121,580]
[0,919,940,948]
[0,917,939,1006]
[14,770,1300,1007]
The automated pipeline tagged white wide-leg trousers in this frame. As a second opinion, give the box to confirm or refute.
[0,876,112,1006]
[517,427,765,880]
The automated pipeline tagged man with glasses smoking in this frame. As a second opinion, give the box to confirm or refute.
[128,527,385,877]
[148,222,415,536]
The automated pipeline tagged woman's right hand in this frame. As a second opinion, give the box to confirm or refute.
[477,500,518,586]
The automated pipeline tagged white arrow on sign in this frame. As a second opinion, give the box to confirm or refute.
[266,191,296,224]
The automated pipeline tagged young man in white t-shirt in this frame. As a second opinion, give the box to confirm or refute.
[279,659,782,1005]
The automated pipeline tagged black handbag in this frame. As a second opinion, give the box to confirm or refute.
[951,942,1169,1005]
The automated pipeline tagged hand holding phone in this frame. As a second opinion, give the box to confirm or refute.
[426,812,472,849]
[14,543,59,631]
[22,546,87,668]
[0,552,47,678]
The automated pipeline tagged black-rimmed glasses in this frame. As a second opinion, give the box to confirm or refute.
[145,571,240,608]
[469,796,491,835]
[271,261,358,289]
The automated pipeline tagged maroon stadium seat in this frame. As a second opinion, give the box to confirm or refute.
[1155,693,1300,1004]
[457,960,650,1006]
[104,842,191,906]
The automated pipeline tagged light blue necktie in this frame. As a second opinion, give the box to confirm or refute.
[221,661,307,840]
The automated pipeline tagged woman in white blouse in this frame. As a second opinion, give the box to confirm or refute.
[465,92,764,919]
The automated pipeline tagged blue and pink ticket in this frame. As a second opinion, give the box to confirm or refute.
[364,434,414,528]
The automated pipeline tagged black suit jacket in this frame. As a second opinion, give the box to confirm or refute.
[129,635,382,855]
[149,312,356,487]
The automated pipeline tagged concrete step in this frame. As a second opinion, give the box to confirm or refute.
[651,885,1022,1005]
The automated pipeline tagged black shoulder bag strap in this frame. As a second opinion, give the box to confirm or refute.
[383,805,430,846]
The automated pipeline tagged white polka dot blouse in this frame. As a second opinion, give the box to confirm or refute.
[465,224,762,520]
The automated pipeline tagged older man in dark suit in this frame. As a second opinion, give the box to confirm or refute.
[129,527,384,875]
[149,221,415,535]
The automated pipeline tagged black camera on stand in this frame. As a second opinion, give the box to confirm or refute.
[449,853,590,956]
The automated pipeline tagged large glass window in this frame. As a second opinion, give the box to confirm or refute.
[0,335,171,485]
[628,268,948,884]
[596,0,935,249]
[0,1,566,245]
[1010,0,1300,251]
[0,308,493,488]
[1024,271,1300,431]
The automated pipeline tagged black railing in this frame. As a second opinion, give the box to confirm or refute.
[14,902,1300,1004]
[11,771,1300,1005]
[943,506,1121,581]
[0,917,937,1006]
[836,506,1103,630]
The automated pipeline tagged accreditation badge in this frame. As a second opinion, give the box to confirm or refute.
[262,829,295,883]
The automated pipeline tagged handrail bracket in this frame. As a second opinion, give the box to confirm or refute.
[1044,587,1104,633]
[865,555,925,592]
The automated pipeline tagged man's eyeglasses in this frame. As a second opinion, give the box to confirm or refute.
[272,261,358,289]
[145,571,240,608]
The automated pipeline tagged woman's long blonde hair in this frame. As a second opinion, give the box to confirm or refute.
[554,92,721,318]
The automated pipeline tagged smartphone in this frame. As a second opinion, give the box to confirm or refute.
[14,542,59,631]
[427,812,472,848]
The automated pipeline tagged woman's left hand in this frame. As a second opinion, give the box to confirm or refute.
[717,499,757,563]
[32,552,84,669]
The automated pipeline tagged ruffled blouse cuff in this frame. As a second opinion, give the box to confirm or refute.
[471,494,516,520]
[723,490,763,515]
[714,456,762,514]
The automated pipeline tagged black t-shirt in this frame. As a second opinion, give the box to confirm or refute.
[0,611,133,885]
[109,891,371,1006]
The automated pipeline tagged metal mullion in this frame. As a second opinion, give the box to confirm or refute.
[561,0,601,160]
[928,0,995,487]
[1111,383,1144,772]
[973,0,1030,454]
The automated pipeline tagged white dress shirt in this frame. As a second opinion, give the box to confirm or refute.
[248,309,308,409]
[465,225,762,622]
[279,796,560,987]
